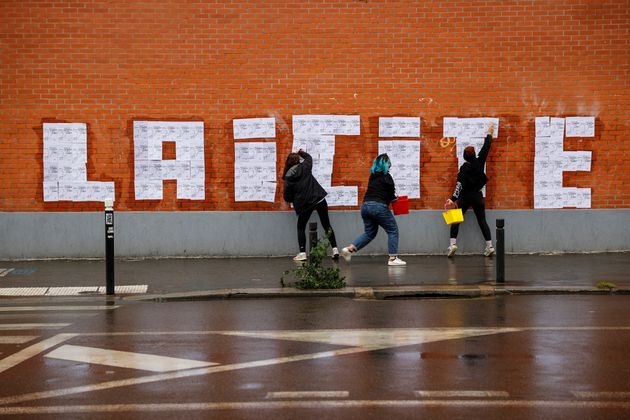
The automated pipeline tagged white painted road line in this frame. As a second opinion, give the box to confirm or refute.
[0,400,630,414]
[415,390,510,398]
[0,346,374,405]
[0,288,48,297]
[573,391,630,399]
[1,327,630,406]
[0,269,15,277]
[0,336,38,344]
[266,391,349,399]
[0,333,77,374]
[0,286,147,296]
[0,323,70,330]
[0,306,119,312]
[45,345,218,372]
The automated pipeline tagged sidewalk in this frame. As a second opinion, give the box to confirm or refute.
[0,252,628,300]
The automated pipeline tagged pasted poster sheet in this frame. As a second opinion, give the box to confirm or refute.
[133,121,205,200]
[233,118,277,202]
[43,123,115,202]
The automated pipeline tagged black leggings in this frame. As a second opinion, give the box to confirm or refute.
[297,199,337,252]
[450,192,492,241]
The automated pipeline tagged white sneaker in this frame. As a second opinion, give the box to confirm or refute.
[388,257,406,266]
[340,247,352,262]
[484,246,495,257]
[332,247,340,260]
[447,244,458,258]
[293,252,307,261]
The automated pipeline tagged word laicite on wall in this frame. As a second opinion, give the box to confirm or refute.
[41,115,595,209]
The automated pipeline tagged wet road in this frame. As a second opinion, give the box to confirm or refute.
[1,295,630,419]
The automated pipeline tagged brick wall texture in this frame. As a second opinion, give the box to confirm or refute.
[1,0,628,212]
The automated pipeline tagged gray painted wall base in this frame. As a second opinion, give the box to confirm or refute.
[1,210,629,259]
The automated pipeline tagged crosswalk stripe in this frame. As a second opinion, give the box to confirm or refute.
[45,345,218,372]
[0,334,77,374]
[572,391,630,399]
[0,286,147,296]
[0,306,119,312]
[0,288,47,296]
[266,391,349,399]
[415,390,510,398]
[1,399,630,415]
[0,323,70,330]
[0,336,39,344]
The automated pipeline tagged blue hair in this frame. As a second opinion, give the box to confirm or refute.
[370,154,391,174]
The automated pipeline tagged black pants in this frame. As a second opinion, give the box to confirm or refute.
[297,199,337,252]
[450,192,492,241]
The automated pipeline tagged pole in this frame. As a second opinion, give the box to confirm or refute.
[104,200,115,295]
[308,222,318,262]
[496,218,505,284]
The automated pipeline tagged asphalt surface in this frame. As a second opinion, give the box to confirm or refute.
[0,253,629,300]
[1,295,630,419]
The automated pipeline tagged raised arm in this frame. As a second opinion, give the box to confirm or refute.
[298,150,313,173]
[477,123,494,165]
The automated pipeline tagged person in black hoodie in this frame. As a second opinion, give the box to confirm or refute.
[444,122,495,257]
[340,153,406,266]
[282,150,339,261]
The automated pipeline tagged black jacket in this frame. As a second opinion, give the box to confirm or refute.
[363,172,396,205]
[451,134,492,200]
[283,151,327,214]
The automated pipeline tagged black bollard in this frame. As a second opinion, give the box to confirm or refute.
[308,222,318,262]
[104,200,115,295]
[496,219,505,284]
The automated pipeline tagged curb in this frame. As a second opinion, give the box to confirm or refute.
[124,285,629,302]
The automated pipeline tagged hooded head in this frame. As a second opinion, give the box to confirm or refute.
[282,152,301,180]
[463,146,476,162]
[370,153,391,174]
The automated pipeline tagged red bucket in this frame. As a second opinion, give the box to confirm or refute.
[392,196,409,215]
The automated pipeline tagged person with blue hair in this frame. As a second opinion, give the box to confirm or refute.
[340,153,406,266]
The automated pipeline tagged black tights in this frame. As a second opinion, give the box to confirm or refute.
[450,192,492,241]
[297,199,337,252]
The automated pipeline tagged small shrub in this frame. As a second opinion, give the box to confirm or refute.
[281,235,345,290]
[596,281,618,290]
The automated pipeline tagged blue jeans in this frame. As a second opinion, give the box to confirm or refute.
[352,201,399,256]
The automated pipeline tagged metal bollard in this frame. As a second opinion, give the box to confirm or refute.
[496,219,505,284]
[104,200,115,295]
[308,222,318,262]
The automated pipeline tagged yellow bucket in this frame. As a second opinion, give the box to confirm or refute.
[442,208,464,225]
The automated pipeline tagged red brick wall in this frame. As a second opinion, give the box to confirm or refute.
[1,0,628,211]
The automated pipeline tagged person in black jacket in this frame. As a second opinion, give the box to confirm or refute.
[340,154,406,266]
[282,150,339,261]
[444,123,495,257]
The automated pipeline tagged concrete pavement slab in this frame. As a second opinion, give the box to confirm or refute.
[0,252,628,298]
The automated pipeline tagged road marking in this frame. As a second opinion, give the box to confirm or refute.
[1,326,629,406]
[0,306,119,312]
[0,269,15,277]
[0,328,524,405]
[266,391,349,399]
[0,399,629,414]
[0,288,48,296]
[0,334,77,374]
[0,346,375,405]
[0,314,100,320]
[220,327,524,348]
[0,286,147,296]
[415,390,510,398]
[0,323,70,330]
[0,336,38,344]
[45,345,218,372]
[573,391,630,399]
